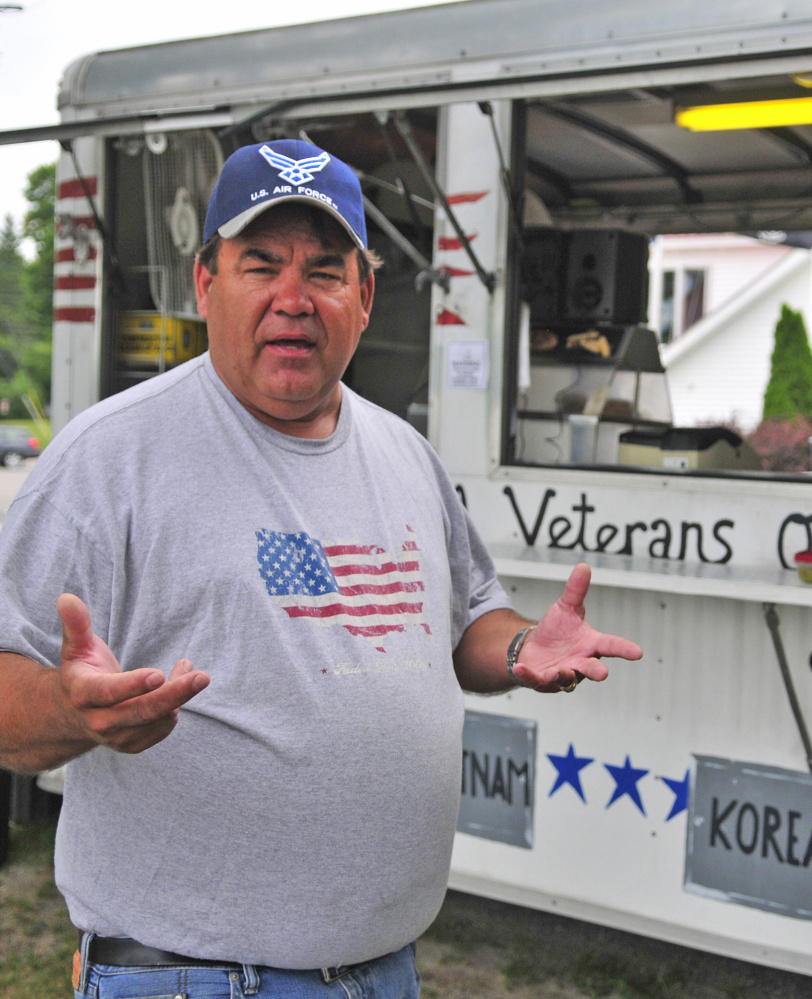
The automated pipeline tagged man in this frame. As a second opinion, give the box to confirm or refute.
[0,140,641,998]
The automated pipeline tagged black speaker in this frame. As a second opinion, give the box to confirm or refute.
[521,228,567,327]
[564,230,649,324]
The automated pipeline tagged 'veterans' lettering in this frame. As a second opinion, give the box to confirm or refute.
[503,486,556,547]
[502,487,735,563]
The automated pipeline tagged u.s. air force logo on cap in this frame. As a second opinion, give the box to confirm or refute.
[258,145,331,185]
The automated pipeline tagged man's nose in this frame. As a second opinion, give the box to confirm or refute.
[271,269,314,316]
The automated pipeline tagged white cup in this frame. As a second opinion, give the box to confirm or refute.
[568,414,599,463]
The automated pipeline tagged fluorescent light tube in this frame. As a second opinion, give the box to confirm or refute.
[676,97,812,131]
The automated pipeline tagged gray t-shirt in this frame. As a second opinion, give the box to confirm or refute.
[0,354,510,968]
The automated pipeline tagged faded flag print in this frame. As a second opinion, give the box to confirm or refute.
[255,526,431,652]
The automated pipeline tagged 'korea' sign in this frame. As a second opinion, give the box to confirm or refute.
[685,756,812,919]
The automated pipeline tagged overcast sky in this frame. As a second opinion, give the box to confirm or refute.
[0,0,466,247]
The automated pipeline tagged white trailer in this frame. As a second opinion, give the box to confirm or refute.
[4,0,812,974]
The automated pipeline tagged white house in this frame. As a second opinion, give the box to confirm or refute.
[649,234,812,431]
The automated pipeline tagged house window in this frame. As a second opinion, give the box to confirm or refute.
[683,269,705,330]
[659,268,705,343]
[660,271,675,343]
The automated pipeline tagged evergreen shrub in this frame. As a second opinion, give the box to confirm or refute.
[762,304,812,419]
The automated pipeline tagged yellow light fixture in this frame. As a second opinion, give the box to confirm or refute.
[676,96,812,131]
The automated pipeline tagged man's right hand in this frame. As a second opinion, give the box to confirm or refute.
[56,593,210,754]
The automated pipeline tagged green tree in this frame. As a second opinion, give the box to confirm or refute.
[0,165,57,415]
[0,214,25,416]
[22,162,56,342]
[762,304,812,419]
[0,213,26,354]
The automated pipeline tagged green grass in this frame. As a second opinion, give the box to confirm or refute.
[2,831,811,999]
[0,822,75,999]
[4,821,56,864]
[423,891,812,999]
[503,943,688,998]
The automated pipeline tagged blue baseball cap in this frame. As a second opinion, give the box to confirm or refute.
[203,139,367,249]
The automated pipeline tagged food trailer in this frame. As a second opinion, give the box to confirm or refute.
[3,0,812,974]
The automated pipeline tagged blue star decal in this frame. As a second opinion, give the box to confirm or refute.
[662,769,690,821]
[547,744,594,803]
[605,755,649,815]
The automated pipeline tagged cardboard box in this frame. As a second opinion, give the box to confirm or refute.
[617,427,762,471]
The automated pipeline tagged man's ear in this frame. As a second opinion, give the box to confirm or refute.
[359,272,375,331]
[194,259,213,320]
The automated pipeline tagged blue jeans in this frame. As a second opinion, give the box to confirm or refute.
[74,935,421,999]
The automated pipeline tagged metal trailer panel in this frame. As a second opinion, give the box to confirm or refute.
[52,134,104,431]
[56,0,812,117]
[432,125,812,966]
[452,578,812,975]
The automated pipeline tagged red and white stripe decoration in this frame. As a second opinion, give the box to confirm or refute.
[446,191,488,205]
[53,174,99,325]
[434,189,490,327]
[436,308,467,326]
[437,233,478,251]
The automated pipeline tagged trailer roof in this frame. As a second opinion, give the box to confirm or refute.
[57,0,812,116]
[13,0,812,237]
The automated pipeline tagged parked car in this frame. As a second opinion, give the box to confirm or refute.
[0,425,41,467]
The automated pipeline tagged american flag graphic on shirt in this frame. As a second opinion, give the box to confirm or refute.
[255,526,430,652]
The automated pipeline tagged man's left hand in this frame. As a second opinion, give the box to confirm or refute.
[511,562,642,691]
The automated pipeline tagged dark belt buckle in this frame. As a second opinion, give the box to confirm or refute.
[321,965,353,984]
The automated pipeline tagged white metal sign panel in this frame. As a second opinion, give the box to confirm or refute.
[458,710,536,849]
[686,757,812,920]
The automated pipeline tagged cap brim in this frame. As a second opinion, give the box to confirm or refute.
[217,195,365,250]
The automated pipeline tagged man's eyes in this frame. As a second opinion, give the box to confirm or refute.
[245,265,279,275]
[241,265,343,282]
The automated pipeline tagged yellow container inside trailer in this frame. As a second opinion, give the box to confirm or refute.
[116,312,207,368]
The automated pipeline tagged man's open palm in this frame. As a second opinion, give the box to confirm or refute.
[57,594,209,754]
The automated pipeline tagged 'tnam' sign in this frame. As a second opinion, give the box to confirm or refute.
[458,710,536,848]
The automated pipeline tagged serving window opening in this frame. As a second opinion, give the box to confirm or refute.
[505,75,812,478]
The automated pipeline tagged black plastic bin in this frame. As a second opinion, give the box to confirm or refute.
[0,768,10,866]
[0,771,62,867]
[11,773,61,824]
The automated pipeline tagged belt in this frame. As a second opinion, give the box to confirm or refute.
[83,934,364,983]
[85,935,238,969]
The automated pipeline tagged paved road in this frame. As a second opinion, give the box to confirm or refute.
[0,459,36,524]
